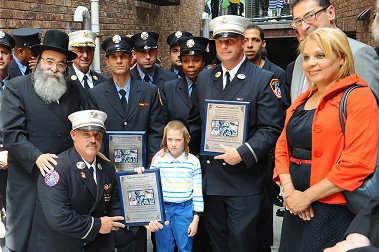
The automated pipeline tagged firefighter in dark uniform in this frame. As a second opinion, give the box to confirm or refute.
[130,31,177,89]
[68,30,108,107]
[87,35,165,252]
[160,36,209,155]
[191,15,285,252]
[9,28,41,80]
[166,31,193,78]
[28,110,125,252]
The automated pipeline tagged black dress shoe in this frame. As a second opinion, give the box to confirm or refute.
[273,195,284,207]
[276,208,285,217]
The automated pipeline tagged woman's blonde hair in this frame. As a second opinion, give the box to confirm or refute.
[162,120,191,155]
[299,28,355,91]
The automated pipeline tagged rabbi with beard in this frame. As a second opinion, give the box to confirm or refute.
[0,29,80,252]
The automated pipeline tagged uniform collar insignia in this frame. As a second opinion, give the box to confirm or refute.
[71,75,78,81]
[237,74,245,80]
[76,161,85,169]
[215,71,221,78]
[97,163,102,170]
[92,75,98,81]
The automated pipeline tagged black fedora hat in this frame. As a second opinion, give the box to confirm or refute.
[31,30,77,61]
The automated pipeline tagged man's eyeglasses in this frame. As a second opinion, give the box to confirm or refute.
[291,5,330,29]
[40,57,67,71]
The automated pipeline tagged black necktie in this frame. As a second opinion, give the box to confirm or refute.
[224,71,231,90]
[83,75,90,90]
[119,89,127,113]
[24,67,30,75]
[143,74,150,83]
[85,166,97,195]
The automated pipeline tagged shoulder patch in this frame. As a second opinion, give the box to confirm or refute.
[269,79,282,98]
[44,170,60,187]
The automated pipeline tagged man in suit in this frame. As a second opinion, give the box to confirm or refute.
[130,32,177,89]
[28,110,125,252]
[0,30,15,249]
[68,30,108,106]
[192,15,285,251]
[290,0,379,102]
[87,34,165,252]
[166,31,193,78]
[1,29,80,252]
[8,28,41,80]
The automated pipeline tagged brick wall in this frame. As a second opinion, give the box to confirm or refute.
[332,0,376,45]
[0,0,205,74]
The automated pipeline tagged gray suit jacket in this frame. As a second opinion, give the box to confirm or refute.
[291,37,379,102]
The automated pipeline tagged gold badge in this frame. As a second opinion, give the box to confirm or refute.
[221,17,228,24]
[83,31,89,38]
[215,71,221,78]
[237,74,246,80]
[81,172,86,179]
[93,75,98,81]
[71,75,78,81]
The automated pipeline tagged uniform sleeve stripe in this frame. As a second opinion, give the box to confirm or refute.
[245,142,258,163]
[82,217,94,239]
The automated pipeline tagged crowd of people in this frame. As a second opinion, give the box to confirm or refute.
[0,0,378,251]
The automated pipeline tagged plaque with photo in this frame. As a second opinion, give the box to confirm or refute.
[104,131,146,171]
[116,169,165,226]
[201,99,250,155]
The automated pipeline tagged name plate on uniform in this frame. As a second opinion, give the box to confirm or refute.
[116,169,165,226]
[104,131,146,171]
[201,99,250,156]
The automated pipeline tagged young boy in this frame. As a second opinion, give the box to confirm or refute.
[135,120,203,252]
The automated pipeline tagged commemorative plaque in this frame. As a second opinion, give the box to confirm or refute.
[104,131,146,171]
[201,99,250,156]
[116,169,165,226]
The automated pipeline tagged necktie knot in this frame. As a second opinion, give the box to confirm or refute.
[119,89,127,98]
[224,71,231,90]
[143,74,151,83]
[24,67,30,75]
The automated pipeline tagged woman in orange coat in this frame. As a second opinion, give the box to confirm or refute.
[273,28,379,251]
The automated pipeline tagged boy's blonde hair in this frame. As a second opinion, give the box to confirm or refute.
[162,120,191,155]
[299,27,355,91]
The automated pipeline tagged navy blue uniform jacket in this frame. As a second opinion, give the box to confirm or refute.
[86,77,164,163]
[130,66,177,89]
[28,147,120,252]
[194,58,285,196]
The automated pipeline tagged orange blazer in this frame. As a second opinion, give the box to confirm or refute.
[273,74,379,205]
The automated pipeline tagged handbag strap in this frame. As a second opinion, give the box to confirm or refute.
[339,85,379,133]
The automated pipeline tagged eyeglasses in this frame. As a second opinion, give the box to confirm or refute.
[291,5,330,29]
[40,57,67,71]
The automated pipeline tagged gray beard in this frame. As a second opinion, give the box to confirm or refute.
[33,65,68,104]
[372,20,379,45]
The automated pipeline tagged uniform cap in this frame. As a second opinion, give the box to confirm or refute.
[11,28,41,47]
[166,31,193,46]
[131,32,159,51]
[178,36,209,56]
[69,30,97,48]
[0,31,15,50]
[68,110,107,131]
[101,34,134,56]
[210,15,250,39]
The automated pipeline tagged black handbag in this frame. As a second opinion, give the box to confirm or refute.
[339,84,379,215]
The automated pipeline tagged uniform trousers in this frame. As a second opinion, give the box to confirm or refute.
[205,194,264,252]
